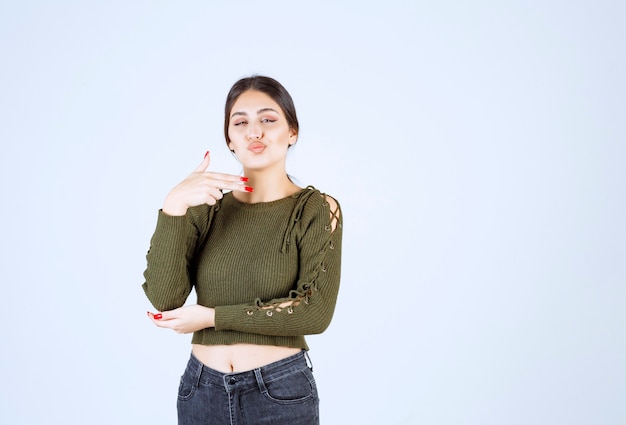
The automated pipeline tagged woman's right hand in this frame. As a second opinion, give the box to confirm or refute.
[162,151,252,216]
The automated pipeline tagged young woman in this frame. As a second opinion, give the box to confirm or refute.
[142,75,342,424]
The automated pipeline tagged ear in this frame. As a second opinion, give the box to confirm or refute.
[289,130,298,145]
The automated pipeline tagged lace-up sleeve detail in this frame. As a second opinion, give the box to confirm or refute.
[214,188,343,336]
[142,204,217,312]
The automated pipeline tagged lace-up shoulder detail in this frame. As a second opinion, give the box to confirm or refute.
[281,186,318,253]
[280,186,342,252]
[323,192,341,233]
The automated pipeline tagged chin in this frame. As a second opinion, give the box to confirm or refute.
[241,155,276,168]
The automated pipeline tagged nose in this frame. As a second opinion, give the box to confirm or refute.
[247,122,262,141]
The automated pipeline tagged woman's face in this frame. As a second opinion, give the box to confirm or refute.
[227,90,297,172]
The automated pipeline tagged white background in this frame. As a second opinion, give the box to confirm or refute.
[1,1,624,424]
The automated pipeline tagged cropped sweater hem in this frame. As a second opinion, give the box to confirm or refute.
[190,329,308,351]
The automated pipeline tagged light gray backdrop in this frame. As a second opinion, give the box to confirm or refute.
[1,1,624,424]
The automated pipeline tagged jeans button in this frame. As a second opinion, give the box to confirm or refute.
[228,377,236,385]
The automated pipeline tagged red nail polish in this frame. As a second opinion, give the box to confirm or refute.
[240,177,249,182]
[204,151,210,158]
[154,313,162,320]
[244,186,254,192]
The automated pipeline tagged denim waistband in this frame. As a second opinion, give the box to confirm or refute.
[184,350,312,391]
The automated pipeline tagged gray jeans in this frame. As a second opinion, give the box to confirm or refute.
[177,350,319,424]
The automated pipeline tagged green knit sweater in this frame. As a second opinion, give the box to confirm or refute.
[142,186,342,350]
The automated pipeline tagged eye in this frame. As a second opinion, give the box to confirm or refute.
[261,118,277,124]
[233,120,247,127]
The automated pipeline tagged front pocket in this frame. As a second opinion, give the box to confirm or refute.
[263,368,317,405]
[177,374,196,401]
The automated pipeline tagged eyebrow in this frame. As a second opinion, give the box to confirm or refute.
[230,107,280,119]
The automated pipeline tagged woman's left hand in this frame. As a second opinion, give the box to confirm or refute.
[147,305,215,334]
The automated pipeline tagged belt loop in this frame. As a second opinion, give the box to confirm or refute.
[253,368,268,394]
[304,351,313,372]
[193,355,203,388]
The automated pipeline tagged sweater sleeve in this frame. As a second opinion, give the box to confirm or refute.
[142,205,213,312]
[213,192,342,336]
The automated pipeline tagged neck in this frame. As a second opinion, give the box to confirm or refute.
[234,170,301,203]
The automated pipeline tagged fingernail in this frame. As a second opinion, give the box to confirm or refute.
[204,150,210,158]
[244,186,254,192]
[154,313,162,320]
[240,177,249,182]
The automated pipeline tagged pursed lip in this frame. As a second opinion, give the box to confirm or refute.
[247,142,266,153]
